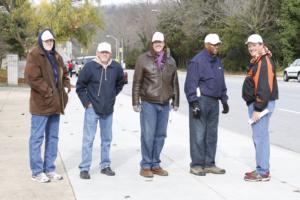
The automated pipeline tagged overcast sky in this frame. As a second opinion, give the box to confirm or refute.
[30,0,157,6]
[100,0,158,6]
[101,0,143,5]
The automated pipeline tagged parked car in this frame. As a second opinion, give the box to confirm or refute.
[283,59,300,82]
[74,56,96,77]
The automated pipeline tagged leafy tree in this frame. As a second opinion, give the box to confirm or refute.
[159,0,282,71]
[36,0,103,47]
[0,0,35,56]
[125,48,141,69]
[0,0,104,57]
[216,0,281,71]
[279,0,300,67]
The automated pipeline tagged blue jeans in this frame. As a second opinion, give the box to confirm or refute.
[248,101,275,174]
[189,96,219,168]
[79,107,113,171]
[29,114,60,176]
[140,101,170,169]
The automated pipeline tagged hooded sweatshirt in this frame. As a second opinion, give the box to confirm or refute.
[38,29,59,86]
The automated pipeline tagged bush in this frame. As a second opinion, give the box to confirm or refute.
[125,48,142,69]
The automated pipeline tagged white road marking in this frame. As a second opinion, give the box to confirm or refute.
[278,108,300,115]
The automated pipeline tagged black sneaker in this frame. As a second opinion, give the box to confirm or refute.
[101,167,115,176]
[80,171,91,179]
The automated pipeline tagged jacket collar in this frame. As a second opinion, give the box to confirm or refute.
[93,57,114,68]
[146,49,171,58]
[37,45,46,56]
[37,45,59,60]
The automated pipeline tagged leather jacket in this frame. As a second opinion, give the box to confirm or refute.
[132,51,179,107]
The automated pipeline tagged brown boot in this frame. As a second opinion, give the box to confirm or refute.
[140,168,153,178]
[152,167,168,176]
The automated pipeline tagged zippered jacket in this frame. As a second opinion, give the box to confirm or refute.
[184,49,228,104]
[132,51,179,107]
[242,55,279,111]
[76,60,124,116]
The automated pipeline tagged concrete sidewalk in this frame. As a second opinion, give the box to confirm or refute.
[1,85,300,200]
[0,87,75,200]
[59,87,300,200]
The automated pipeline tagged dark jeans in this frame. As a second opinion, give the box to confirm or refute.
[140,101,170,169]
[189,96,219,168]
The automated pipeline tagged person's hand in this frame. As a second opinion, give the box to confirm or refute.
[173,106,179,111]
[222,103,229,114]
[86,103,92,108]
[191,101,201,119]
[170,102,178,111]
[133,104,141,112]
[252,111,260,122]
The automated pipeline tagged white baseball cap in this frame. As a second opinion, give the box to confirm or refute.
[152,32,164,42]
[97,42,112,53]
[245,34,263,44]
[41,30,55,41]
[204,33,221,44]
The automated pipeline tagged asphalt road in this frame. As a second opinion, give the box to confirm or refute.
[123,70,300,153]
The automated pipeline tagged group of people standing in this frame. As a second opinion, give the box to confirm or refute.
[25,28,278,183]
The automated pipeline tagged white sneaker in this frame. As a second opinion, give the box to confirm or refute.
[31,172,50,183]
[46,171,63,180]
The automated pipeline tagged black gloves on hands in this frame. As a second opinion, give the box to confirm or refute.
[191,101,201,119]
[222,103,229,114]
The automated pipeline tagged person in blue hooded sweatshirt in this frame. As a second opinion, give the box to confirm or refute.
[76,42,125,179]
[25,29,71,183]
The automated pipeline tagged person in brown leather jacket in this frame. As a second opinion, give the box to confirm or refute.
[132,32,179,178]
[25,29,70,183]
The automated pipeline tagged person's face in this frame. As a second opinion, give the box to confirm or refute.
[96,51,111,64]
[42,39,54,51]
[205,43,220,55]
[247,42,264,57]
[152,41,165,53]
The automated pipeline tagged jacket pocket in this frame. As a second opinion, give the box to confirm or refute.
[45,95,55,106]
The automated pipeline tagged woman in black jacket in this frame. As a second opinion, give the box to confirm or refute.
[242,34,279,182]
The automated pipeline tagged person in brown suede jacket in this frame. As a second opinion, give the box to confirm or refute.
[25,29,70,183]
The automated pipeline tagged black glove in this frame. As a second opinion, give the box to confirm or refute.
[191,101,201,119]
[222,103,229,114]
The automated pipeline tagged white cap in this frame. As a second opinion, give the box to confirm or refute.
[97,42,112,53]
[204,33,221,44]
[245,34,263,44]
[41,30,54,41]
[152,32,164,42]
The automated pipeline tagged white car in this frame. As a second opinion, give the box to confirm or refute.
[74,56,96,76]
[283,59,300,82]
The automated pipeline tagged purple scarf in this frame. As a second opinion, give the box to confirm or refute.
[155,51,164,70]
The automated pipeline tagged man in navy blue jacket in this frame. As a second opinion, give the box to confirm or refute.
[76,42,124,179]
[184,33,229,176]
